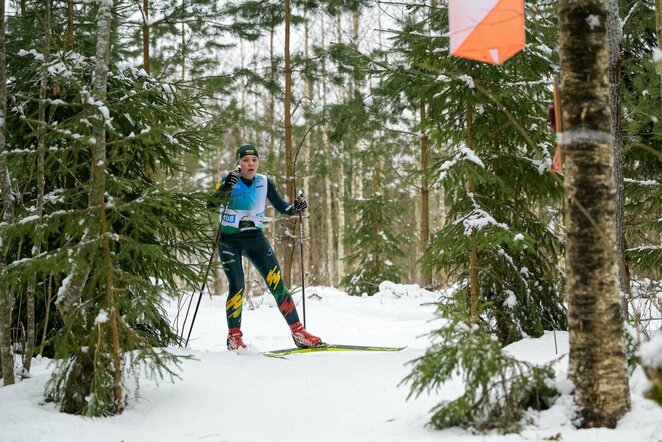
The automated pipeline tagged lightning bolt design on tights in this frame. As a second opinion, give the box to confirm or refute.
[266,265,281,289]
[226,288,244,319]
[279,296,296,316]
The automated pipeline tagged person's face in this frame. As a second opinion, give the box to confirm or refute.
[239,155,259,179]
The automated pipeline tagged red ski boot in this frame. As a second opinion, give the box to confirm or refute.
[227,328,247,350]
[290,322,323,348]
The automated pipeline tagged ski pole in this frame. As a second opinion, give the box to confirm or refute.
[182,165,240,346]
[297,191,307,328]
[181,230,219,347]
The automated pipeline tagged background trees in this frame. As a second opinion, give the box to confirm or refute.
[0,0,660,426]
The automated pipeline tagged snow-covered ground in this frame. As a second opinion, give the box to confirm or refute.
[1,283,661,442]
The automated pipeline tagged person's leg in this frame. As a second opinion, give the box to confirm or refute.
[244,232,300,326]
[245,232,322,347]
[218,236,246,349]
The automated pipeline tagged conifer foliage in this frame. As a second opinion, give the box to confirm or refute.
[404,297,558,432]
[375,1,566,344]
[2,2,210,415]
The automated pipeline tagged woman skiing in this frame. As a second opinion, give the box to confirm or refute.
[210,144,323,350]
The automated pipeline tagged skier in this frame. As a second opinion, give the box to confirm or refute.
[209,144,323,351]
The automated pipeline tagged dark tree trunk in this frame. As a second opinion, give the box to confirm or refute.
[0,0,16,387]
[420,101,432,288]
[283,0,295,284]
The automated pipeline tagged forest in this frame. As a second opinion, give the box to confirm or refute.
[0,0,661,437]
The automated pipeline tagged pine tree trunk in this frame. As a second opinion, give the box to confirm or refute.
[181,0,186,81]
[420,101,432,288]
[606,0,629,308]
[656,0,662,116]
[303,18,312,283]
[66,0,74,50]
[559,0,630,427]
[0,0,16,387]
[24,0,52,375]
[93,0,123,413]
[268,27,275,154]
[283,0,296,285]
[142,0,150,74]
[466,102,479,322]
[335,8,346,287]
[320,13,335,287]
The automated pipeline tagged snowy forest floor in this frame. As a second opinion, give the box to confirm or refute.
[1,283,661,442]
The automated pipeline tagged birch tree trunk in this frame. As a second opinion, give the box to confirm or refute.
[283,0,296,284]
[0,0,16,386]
[559,0,630,427]
[92,0,123,413]
[24,0,52,375]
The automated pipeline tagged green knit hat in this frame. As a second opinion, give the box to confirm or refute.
[236,144,259,161]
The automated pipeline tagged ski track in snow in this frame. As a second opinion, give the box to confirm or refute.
[1,285,661,442]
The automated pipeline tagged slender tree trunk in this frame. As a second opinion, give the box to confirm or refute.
[320,12,335,286]
[93,0,123,413]
[606,0,629,311]
[335,8,346,286]
[283,0,296,284]
[303,17,312,283]
[181,0,186,81]
[466,102,479,322]
[0,0,16,386]
[559,0,630,427]
[142,0,150,74]
[420,101,432,288]
[269,27,275,155]
[656,0,662,116]
[39,273,53,355]
[67,0,74,50]
[24,0,52,375]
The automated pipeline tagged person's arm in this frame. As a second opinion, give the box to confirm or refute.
[267,178,294,215]
[207,173,236,208]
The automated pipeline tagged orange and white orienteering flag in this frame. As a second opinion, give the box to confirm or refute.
[449,0,525,64]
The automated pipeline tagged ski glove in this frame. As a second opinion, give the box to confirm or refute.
[288,197,308,215]
[224,170,240,189]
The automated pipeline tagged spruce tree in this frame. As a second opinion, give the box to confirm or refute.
[374,1,565,343]
[3,2,212,414]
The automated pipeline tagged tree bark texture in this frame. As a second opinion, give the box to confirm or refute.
[466,102,479,323]
[283,0,296,285]
[66,0,74,50]
[93,0,123,413]
[24,0,52,375]
[320,13,336,286]
[559,0,630,428]
[420,101,432,288]
[656,0,662,117]
[606,0,629,306]
[0,0,16,387]
[303,19,312,281]
[142,0,150,74]
[335,8,346,286]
